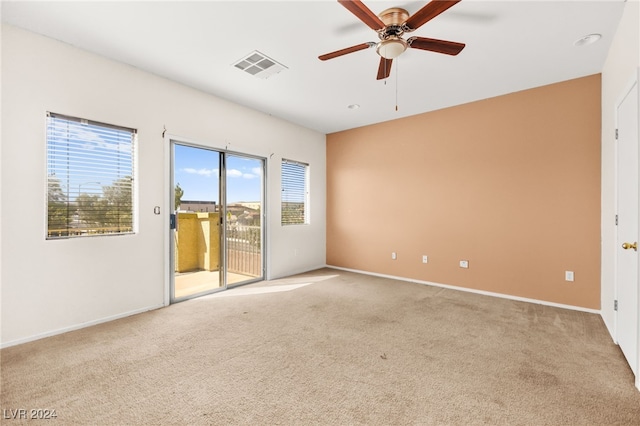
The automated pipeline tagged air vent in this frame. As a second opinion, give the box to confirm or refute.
[233,51,287,79]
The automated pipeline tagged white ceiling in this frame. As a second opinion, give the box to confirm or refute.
[1,0,627,134]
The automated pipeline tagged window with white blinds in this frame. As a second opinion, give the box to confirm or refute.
[46,112,136,239]
[281,159,309,225]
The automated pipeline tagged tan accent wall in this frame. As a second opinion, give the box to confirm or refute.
[327,75,601,309]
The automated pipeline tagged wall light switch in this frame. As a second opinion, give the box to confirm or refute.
[422,255,428,264]
[565,271,574,282]
[391,252,397,260]
[459,260,469,268]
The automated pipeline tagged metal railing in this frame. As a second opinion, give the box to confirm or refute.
[226,225,262,277]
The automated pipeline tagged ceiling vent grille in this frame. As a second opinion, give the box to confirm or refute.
[233,51,287,79]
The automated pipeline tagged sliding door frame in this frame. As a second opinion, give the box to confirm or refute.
[165,136,266,305]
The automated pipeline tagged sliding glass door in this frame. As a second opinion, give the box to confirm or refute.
[171,142,264,302]
[225,154,264,287]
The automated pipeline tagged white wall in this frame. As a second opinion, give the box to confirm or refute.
[600,0,639,382]
[0,25,326,347]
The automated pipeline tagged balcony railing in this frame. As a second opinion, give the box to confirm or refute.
[226,225,261,277]
[175,212,261,279]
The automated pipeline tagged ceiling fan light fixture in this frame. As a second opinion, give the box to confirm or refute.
[376,37,407,59]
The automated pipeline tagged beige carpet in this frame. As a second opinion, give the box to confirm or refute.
[1,268,639,425]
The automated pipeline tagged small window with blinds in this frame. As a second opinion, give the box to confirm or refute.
[281,159,309,225]
[46,112,136,239]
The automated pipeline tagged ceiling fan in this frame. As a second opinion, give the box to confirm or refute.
[319,0,466,80]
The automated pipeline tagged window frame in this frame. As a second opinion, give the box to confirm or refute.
[45,112,137,240]
[281,159,309,226]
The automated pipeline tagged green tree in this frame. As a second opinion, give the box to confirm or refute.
[76,193,106,226]
[76,176,133,232]
[102,176,133,229]
[282,202,305,225]
[47,176,70,235]
[175,183,184,209]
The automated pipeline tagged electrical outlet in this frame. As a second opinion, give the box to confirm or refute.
[459,260,469,268]
[391,252,397,260]
[422,255,428,264]
[565,271,574,282]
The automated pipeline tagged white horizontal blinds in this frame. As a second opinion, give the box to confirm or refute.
[281,159,308,225]
[46,112,136,239]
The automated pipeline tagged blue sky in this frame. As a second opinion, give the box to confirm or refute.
[47,115,134,200]
[174,144,262,204]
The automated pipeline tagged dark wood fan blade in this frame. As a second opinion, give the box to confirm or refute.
[377,57,393,80]
[408,37,465,55]
[319,43,373,61]
[404,0,461,31]
[338,0,385,31]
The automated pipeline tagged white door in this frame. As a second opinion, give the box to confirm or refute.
[615,77,639,377]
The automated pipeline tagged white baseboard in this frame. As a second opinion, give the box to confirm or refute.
[0,304,165,349]
[326,265,601,315]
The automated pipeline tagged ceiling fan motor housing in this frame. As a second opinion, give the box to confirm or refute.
[378,7,409,39]
[376,8,410,59]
